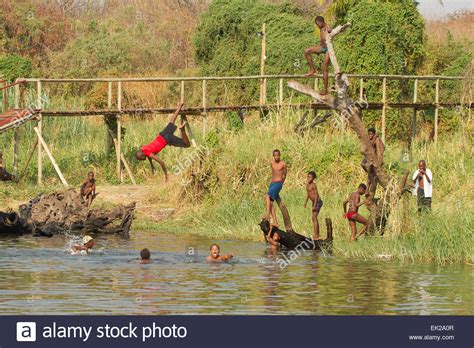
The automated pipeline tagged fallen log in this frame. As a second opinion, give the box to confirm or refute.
[18,189,136,236]
[259,218,332,251]
[0,211,32,235]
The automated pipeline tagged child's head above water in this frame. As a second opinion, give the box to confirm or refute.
[140,248,151,260]
[209,244,220,259]
[83,235,94,249]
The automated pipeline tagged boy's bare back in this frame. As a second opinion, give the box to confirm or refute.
[348,191,361,212]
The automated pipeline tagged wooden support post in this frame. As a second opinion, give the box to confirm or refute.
[314,78,319,92]
[202,79,207,136]
[13,84,20,174]
[434,79,439,143]
[107,82,112,108]
[20,139,38,179]
[259,23,266,106]
[121,153,136,186]
[202,80,207,114]
[279,78,284,107]
[381,77,387,143]
[108,129,136,186]
[359,78,363,100]
[411,79,418,147]
[37,81,43,185]
[34,127,68,187]
[181,114,197,148]
[180,80,185,104]
[116,81,122,182]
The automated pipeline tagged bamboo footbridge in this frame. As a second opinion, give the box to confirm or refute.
[0,73,471,185]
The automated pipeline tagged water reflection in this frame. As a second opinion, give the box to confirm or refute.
[0,232,472,315]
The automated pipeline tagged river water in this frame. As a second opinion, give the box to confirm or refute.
[0,232,472,315]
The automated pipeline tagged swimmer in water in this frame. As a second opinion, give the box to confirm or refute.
[71,235,95,255]
[139,248,151,264]
[265,229,281,252]
[206,244,234,262]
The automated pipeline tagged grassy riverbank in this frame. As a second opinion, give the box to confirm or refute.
[1,108,472,264]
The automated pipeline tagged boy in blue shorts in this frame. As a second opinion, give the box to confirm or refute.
[265,149,287,227]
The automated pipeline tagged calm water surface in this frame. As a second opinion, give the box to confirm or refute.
[0,231,472,315]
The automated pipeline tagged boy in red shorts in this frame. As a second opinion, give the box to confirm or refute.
[134,103,190,181]
[342,183,369,241]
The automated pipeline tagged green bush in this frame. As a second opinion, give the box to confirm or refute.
[194,0,315,103]
[0,54,32,81]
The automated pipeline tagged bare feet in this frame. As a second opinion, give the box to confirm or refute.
[319,90,328,96]
[305,70,317,77]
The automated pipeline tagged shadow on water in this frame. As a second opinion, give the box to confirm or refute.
[0,231,472,315]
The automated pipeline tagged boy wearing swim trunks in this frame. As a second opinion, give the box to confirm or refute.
[342,183,369,241]
[304,16,331,95]
[265,149,287,227]
[134,103,190,181]
[304,171,323,240]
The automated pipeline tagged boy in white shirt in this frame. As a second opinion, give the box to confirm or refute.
[412,160,432,212]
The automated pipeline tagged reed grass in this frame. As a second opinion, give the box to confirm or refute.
[0,107,472,264]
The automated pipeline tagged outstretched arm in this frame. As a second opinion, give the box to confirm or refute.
[220,253,234,261]
[150,154,168,181]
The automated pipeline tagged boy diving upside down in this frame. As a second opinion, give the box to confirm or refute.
[134,103,191,181]
[304,16,331,95]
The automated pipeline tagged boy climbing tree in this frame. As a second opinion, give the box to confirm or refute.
[304,16,331,95]
[134,103,191,181]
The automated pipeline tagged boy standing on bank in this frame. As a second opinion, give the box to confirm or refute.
[304,171,323,240]
[265,149,287,228]
[412,160,433,212]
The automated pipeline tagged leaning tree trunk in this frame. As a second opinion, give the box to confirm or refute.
[288,23,409,234]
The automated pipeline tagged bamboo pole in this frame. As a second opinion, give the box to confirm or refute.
[381,77,387,143]
[34,127,68,187]
[37,81,43,185]
[434,79,440,143]
[259,23,266,106]
[116,81,122,182]
[359,78,363,100]
[180,80,185,103]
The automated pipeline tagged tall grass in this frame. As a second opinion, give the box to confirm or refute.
[0,107,472,264]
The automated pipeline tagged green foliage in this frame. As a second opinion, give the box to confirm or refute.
[333,0,425,140]
[48,20,133,78]
[0,54,32,81]
[336,0,425,91]
[194,0,315,102]
[225,111,244,132]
